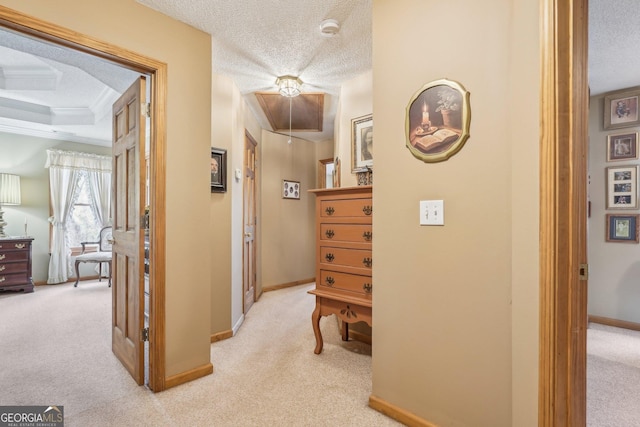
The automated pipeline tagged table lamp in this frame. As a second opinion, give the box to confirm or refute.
[0,173,21,238]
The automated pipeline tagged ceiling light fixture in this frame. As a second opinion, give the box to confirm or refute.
[276,75,302,98]
[276,76,303,144]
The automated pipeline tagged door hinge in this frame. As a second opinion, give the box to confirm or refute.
[144,103,151,118]
[141,327,150,342]
[579,263,589,281]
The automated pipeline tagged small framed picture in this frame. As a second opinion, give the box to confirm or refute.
[607,132,639,161]
[604,88,640,130]
[211,147,227,193]
[351,114,373,172]
[606,214,640,243]
[606,165,638,209]
[282,180,300,199]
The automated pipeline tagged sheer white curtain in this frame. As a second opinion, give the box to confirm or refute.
[45,149,112,284]
[87,168,112,227]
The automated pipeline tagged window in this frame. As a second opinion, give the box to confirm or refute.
[66,173,101,250]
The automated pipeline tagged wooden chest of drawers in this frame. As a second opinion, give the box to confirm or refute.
[309,186,372,354]
[0,237,34,293]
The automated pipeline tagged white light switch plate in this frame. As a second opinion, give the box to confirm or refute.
[420,200,444,226]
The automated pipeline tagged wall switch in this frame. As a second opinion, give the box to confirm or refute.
[235,168,242,181]
[420,200,444,226]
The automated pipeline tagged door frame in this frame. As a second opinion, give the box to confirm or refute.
[539,0,589,424]
[0,6,168,392]
[243,130,258,312]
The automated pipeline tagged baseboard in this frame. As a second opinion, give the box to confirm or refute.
[35,275,103,286]
[165,362,213,390]
[262,277,314,292]
[369,395,438,427]
[232,314,244,336]
[210,329,233,343]
[347,329,372,345]
[588,315,640,332]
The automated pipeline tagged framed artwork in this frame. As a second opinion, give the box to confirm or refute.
[282,180,300,199]
[606,214,640,243]
[604,88,640,130]
[210,147,227,193]
[606,165,638,209]
[351,114,373,172]
[405,78,471,163]
[607,132,639,161]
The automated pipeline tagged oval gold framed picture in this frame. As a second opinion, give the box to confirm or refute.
[405,79,471,163]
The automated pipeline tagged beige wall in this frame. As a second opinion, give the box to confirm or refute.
[371,0,539,426]
[259,131,316,288]
[588,90,640,323]
[337,71,373,188]
[0,0,213,378]
[210,74,234,334]
[0,133,112,283]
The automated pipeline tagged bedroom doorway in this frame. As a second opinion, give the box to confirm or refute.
[0,7,168,392]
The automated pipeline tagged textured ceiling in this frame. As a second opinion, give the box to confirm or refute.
[0,0,637,145]
[136,0,372,142]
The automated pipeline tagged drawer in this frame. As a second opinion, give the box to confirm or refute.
[320,247,372,270]
[0,241,30,252]
[319,269,372,298]
[320,198,373,218]
[0,272,29,287]
[0,251,28,262]
[320,224,372,243]
[0,262,28,274]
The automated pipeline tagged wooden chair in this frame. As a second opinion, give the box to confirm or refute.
[74,226,113,287]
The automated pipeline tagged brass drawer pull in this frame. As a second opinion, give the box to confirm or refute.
[325,206,335,216]
[363,283,372,293]
[15,243,25,249]
[362,205,373,216]
[0,277,4,283]
[325,229,335,239]
[362,231,372,241]
[0,266,4,272]
[363,257,372,268]
[325,276,335,286]
[0,254,5,261]
[325,253,335,262]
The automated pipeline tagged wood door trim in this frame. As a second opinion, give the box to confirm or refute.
[539,0,588,424]
[0,5,167,392]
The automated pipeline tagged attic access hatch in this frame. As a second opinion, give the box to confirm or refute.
[255,92,324,133]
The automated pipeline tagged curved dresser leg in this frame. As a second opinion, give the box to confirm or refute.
[312,301,323,354]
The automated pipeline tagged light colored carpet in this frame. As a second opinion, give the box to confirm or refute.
[587,322,640,427]
[0,281,401,426]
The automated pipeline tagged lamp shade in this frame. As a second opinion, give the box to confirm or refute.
[0,173,21,205]
[276,75,302,98]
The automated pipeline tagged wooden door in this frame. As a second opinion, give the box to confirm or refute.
[112,76,146,385]
[243,132,257,313]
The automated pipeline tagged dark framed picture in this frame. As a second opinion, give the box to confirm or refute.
[606,214,640,243]
[211,147,227,193]
[607,132,639,162]
[606,165,638,209]
[604,88,640,130]
[282,180,300,199]
[405,78,471,163]
[351,114,373,172]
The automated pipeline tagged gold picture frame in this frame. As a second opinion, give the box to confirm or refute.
[405,78,471,163]
[351,114,373,172]
[604,87,640,130]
